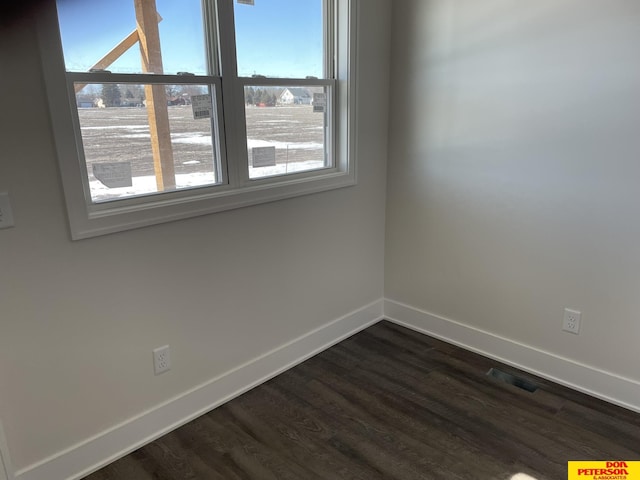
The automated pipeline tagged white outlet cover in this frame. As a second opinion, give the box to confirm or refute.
[563,308,581,335]
[153,345,171,375]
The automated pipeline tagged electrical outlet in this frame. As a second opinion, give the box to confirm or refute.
[153,345,171,375]
[562,308,581,335]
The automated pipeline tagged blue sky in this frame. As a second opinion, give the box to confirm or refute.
[56,0,323,78]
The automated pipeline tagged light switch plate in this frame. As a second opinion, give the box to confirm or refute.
[0,193,15,229]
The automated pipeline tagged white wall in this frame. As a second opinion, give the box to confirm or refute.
[0,1,390,474]
[386,0,640,401]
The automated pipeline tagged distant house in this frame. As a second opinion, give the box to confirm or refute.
[278,87,313,105]
[75,93,97,108]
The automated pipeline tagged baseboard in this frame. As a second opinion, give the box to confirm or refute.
[0,421,14,480]
[16,299,384,480]
[384,298,640,414]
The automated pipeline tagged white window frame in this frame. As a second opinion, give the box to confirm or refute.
[37,0,358,240]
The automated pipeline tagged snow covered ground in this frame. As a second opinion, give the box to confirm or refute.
[90,157,326,203]
[80,105,326,202]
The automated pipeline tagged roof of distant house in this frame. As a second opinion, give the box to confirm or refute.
[281,87,312,98]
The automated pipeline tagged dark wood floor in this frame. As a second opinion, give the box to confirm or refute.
[84,321,640,479]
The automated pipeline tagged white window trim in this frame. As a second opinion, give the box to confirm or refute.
[37,0,358,240]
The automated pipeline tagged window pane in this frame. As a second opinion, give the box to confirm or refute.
[234,0,324,78]
[56,0,207,75]
[245,85,330,179]
[75,83,220,202]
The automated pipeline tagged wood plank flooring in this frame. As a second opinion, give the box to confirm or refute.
[84,321,640,479]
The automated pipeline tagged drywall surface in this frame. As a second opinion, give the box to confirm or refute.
[386,1,640,382]
[0,0,390,472]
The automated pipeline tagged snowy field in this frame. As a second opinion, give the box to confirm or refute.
[77,104,326,202]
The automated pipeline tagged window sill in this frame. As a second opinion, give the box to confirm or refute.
[70,168,356,239]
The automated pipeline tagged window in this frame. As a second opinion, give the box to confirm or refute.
[38,0,357,239]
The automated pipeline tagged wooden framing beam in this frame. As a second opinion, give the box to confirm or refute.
[134,0,175,191]
[74,30,139,93]
[73,2,175,192]
[73,13,162,94]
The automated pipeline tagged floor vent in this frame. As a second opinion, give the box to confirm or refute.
[487,368,539,393]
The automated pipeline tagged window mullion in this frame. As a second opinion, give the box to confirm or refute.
[216,0,249,187]
[325,0,335,79]
[201,0,229,188]
[202,0,220,76]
